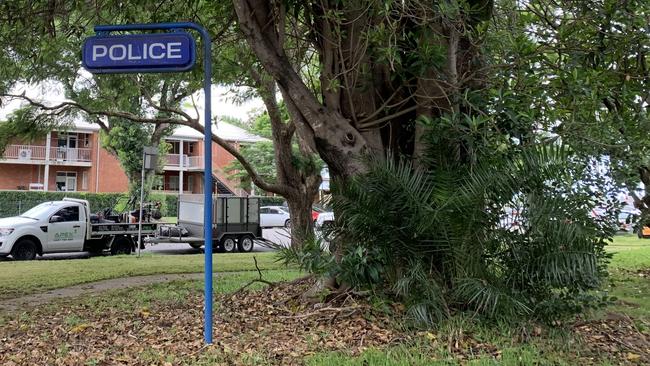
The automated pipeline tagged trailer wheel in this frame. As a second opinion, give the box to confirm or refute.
[11,238,37,261]
[111,236,133,255]
[189,243,203,250]
[221,236,236,253]
[237,235,254,252]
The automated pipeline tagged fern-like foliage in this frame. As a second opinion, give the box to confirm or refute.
[330,145,613,324]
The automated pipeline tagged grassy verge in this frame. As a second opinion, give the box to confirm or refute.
[607,233,650,251]
[0,252,281,300]
[1,236,649,365]
[40,269,303,315]
[605,235,650,323]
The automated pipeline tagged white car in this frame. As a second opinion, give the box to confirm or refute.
[260,206,291,228]
[315,211,334,229]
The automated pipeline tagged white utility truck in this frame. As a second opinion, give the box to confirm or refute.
[0,198,157,260]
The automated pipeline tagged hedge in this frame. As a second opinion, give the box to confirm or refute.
[257,196,286,206]
[0,192,288,219]
[149,192,179,218]
[0,191,125,218]
[0,191,181,218]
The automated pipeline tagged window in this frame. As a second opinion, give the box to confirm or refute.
[56,172,77,192]
[57,133,77,149]
[81,171,88,190]
[260,208,269,214]
[56,133,79,161]
[53,206,79,222]
[168,140,180,154]
[188,175,194,192]
[168,175,179,191]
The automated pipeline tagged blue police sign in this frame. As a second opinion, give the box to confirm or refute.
[82,33,196,73]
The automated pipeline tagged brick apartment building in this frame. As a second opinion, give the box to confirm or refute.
[0,120,264,195]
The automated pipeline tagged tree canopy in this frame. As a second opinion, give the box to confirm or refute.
[0,0,648,322]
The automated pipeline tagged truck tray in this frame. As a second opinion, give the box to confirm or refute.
[145,236,204,244]
[90,222,158,236]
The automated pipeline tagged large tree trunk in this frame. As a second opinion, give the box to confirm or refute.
[233,0,492,276]
[233,0,369,180]
[285,185,318,244]
[250,70,323,248]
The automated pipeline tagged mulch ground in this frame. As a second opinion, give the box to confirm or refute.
[574,312,650,365]
[0,277,407,365]
[1,275,649,365]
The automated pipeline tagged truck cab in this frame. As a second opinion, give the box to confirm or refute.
[0,199,91,260]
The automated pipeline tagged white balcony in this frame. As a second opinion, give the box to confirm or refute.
[50,147,92,164]
[0,145,92,166]
[164,154,203,170]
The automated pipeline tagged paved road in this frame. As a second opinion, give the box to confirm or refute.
[1,228,291,261]
[145,227,291,255]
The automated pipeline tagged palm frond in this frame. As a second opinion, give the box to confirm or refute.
[453,278,531,318]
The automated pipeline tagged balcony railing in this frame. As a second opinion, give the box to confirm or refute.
[1,145,91,163]
[164,154,202,169]
[188,155,202,168]
[2,145,46,161]
[50,147,92,162]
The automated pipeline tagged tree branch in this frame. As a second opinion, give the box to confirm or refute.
[184,118,290,195]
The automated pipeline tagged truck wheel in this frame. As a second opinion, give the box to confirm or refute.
[11,239,37,261]
[111,237,133,255]
[221,236,236,253]
[237,235,254,252]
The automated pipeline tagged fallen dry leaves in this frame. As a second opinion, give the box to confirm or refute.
[0,277,407,365]
[1,275,647,365]
[573,312,650,365]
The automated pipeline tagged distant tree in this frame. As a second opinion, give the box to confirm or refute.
[0,1,322,246]
[225,141,276,191]
[100,119,171,201]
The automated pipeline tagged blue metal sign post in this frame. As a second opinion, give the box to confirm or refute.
[83,22,214,344]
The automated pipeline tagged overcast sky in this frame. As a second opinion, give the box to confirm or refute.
[0,81,264,124]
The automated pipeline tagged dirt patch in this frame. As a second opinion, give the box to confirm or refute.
[573,312,650,364]
[0,272,204,312]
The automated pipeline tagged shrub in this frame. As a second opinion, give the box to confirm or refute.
[149,192,179,217]
[258,196,286,206]
[329,147,615,325]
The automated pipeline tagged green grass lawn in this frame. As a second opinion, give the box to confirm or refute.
[605,235,650,323]
[0,251,282,300]
[608,235,650,274]
[608,233,650,252]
